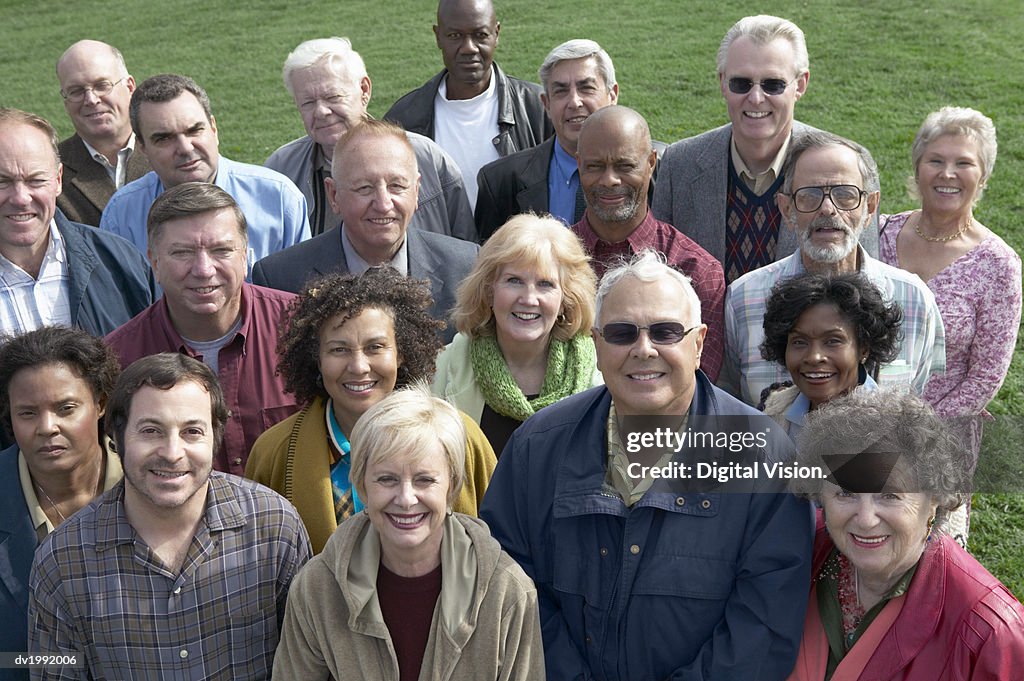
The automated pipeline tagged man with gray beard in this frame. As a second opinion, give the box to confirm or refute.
[571,106,726,380]
[720,130,945,406]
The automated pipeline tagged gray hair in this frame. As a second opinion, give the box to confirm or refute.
[595,250,702,328]
[794,388,970,530]
[909,106,997,203]
[781,130,880,195]
[717,15,809,76]
[130,74,213,138]
[281,37,368,99]
[538,39,616,94]
[0,108,60,167]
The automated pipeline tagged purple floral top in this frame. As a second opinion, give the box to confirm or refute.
[880,212,1021,419]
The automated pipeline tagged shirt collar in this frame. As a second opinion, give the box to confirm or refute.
[729,135,790,192]
[340,226,409,276]
[80,133,136,164]
[551,138,578,181]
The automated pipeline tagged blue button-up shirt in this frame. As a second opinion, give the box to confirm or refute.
[547,137,579,225]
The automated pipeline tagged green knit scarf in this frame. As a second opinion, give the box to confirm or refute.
[470,332,596,422]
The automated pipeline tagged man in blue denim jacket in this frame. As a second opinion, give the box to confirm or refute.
[481,249,813,681]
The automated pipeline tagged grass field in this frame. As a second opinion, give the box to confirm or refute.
[3,0,1021,594]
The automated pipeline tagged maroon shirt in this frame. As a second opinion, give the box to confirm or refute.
[105,283,299,475]
[572,209,726,382]
[377,561,442,681]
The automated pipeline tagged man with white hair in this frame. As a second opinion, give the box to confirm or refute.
[654,15,877,283]
[482,249,812,680]
[474,38,620,239]
[55,40,151,226]
[267,37,476,241]
[721,130,945,406]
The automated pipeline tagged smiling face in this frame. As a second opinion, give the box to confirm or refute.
[916,134,985,216]
[290,60,371,159]
[785,303,866,409]
[9,362,105,481]
[821,479,937,591]
[719,36,807,150]
[148,207,247,341]
[491,257,564,352]
[594,275,707,416]
[0,122,62,272]
[327,133,419,265]
[363,440,451,576]
[319,307,402,435]
[136,92,219,187]
[122,381,214,516]
[433,0,500,99]
[542,56,618,154]
[57,41,135,147]
[778,144,878,270]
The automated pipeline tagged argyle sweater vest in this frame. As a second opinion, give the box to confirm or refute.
[724,158,785,283]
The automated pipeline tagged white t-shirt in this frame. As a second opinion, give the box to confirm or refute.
[433,74,501,209]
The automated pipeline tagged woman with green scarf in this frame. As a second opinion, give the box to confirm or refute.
[434,214,601,454]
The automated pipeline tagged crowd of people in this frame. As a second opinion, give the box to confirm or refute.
[0,2,1021,680]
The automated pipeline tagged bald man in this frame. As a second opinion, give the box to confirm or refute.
[55,40,150,226]
[385,0,551,209]
[572,106,726,381]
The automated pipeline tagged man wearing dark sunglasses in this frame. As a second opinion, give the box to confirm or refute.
[482,249,812,680]
[654,16,876,284]
[721,131,946,406]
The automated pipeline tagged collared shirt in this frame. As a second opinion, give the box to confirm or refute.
[547,138,579,224]
[0,220,72,334]
[99,156,311,273]
[19,443,123,542]
[104,283,300,474]
[721,247,947,406]
[604,402,687,506]
[572,210,728,382]
[81,134,137,188]
[729,135,790,196]
[310,148,343,236]
[783,375,878,441]
[340,227,409,276]
[28,473,312,681]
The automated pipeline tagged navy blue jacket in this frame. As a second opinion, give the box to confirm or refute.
[0,446,36,678]
[480,373,814,681]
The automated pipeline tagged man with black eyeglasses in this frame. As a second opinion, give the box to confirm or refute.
[720,131,945,406]
[482,248,813,680]
[653,15,877,283]
[54,40,151,226]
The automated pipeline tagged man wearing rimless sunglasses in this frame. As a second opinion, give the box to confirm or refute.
[481,249,812,680]
[655,15,828,284]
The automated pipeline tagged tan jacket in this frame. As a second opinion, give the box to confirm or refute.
[273,513,546,680]
[245,396,496,553]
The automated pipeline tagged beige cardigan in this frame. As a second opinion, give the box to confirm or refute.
[273,513,546,680]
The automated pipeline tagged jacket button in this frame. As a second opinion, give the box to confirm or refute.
[675,496,686,506]
[701,499,712,509]
[630,544,640,555]
[599,547,608,556]
[233,457,242,465]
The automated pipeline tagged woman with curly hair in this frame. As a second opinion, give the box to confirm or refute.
[758,272,903,438]
[245,268,496,553]
[433,214,601,454]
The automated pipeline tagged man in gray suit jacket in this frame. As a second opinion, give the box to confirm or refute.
[653,16,878,284]
[55,40,150,226]
[252,119,477,343]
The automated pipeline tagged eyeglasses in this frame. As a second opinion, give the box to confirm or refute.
[597,322,695,346]
[787,185,867,213]
[727,77,793,96]
[60,78,124,102]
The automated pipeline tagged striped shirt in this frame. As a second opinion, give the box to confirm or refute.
[719,248,946,406]
[28,473,311,681]
[0,221,72,334]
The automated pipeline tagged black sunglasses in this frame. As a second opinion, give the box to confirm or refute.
[597,322,695,346]
[727,77,792,96]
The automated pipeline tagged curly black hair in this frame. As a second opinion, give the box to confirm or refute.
[760,272,903,375]
[277,268,445,405]
[0,326,121,438]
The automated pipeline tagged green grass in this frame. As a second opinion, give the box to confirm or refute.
[3,0,1021,595]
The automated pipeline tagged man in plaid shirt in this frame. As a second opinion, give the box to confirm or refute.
[28,353,311,680]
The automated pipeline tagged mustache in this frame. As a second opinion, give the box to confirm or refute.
[807,216,852,233]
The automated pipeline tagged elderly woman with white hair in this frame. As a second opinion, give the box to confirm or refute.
[786,389,1024,681]
[273,383,544,680]
[879,107,1021,460]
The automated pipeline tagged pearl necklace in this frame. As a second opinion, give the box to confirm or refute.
[914,216,972,243]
